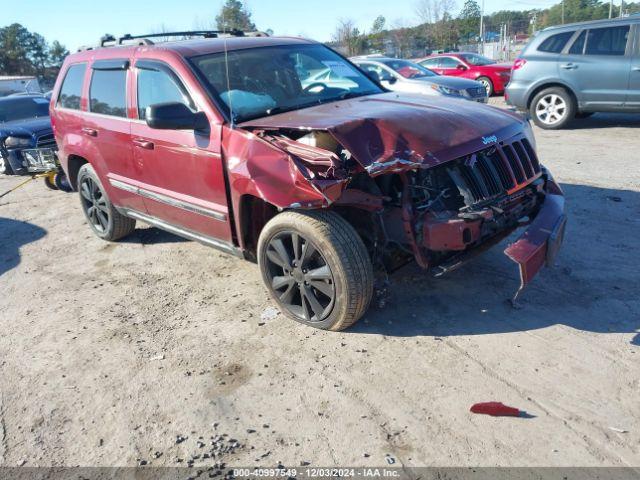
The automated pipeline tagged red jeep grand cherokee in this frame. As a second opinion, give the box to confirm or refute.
[50,32,566,331]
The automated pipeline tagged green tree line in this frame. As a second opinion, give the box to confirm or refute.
[0,23,69,88]
[333,0,640,56]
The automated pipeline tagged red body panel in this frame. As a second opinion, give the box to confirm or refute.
[49,37,564,297]
[421,53,513,94]
[505,187,567,295]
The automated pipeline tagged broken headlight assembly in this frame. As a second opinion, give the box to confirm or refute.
[22,148,57,173]
[4,136,32,148]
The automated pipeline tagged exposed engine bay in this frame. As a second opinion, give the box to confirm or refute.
[254,128,547,277]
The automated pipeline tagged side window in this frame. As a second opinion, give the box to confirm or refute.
[57,64,86,110]
[137,67,194,120]
[568,31,586,55]
[420,58,439,68]
[585,25,630,56]
[89,69,127,117]
[538,31,575,53]
[439,57,461,68]
[360,63,392,81]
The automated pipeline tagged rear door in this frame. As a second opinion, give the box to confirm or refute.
[85,60,145,212]
[626,22,640,109]
[559,23,632,110]
[130,59,233,244]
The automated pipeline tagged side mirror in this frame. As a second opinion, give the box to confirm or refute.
[456,64,468,71]
[146,102,209,131]
[387,76,398,85]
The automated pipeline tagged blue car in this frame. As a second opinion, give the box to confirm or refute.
[0,95,70,190]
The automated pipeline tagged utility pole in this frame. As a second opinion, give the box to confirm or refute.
[561,0,565,24]
[620,0,624,16]
[531,12,538,35]
[479,0,485,55]
[609,0,613,18]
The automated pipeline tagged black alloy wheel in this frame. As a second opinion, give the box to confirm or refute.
[80,175,110,234]
[264,231,336,323]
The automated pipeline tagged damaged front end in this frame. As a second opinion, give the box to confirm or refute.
[234,115,565,301]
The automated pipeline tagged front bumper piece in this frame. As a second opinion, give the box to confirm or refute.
[504,187,566,304]
[22,148,58,173]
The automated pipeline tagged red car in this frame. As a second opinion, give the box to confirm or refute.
[418,53,513,96]
[49,32,565,331]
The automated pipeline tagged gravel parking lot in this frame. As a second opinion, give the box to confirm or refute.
[0,99,638,468]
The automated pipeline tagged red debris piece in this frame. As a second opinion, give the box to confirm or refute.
[470,402,521,417]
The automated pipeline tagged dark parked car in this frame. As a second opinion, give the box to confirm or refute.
[506,17,640,129]
[417,53,513,96]
[0,94,69,189]
[50,32,566,331]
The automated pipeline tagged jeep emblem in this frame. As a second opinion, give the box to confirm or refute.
[482,135,498,145]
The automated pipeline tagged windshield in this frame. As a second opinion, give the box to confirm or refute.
[0,97,50,123]
[380,59,437,78]
[459,54,497,66]
[190,44,383,123]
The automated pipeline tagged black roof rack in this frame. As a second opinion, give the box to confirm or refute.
[79,30,268,52]
[106,30,256,47]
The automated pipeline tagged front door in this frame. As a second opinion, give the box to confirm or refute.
[130,60,233,244]
[435,56,467,78]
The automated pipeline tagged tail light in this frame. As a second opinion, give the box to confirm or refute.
[513,58,527,71]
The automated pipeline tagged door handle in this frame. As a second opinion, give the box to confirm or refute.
[132,138,154,150]
[632,67,640,72]
[81,127,97,137]
[561,63,578,70]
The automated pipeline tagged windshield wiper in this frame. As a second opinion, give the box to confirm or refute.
[337,91,372,101]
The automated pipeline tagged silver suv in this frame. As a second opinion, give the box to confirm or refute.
[506,17,640,129]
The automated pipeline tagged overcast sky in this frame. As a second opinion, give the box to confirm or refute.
[13,0,566,50]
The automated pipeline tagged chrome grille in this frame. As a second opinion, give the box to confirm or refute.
[36,134,57,149]
[448,137,541,206]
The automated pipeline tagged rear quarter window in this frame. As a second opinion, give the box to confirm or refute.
[89,69,127,117]
[58,63,87,110]
[538,31,575,53]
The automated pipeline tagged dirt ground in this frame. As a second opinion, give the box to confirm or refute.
[0,99,639,469]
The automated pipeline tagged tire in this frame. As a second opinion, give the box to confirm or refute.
[258,210,374,331]
[54,171,73,192]
[44,174,59,190]
[477,76,494,97]
[77,163,136,241]
[530,87,576,130]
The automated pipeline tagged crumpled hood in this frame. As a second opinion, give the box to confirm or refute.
[0,117,52,143]
[241,92,526,174]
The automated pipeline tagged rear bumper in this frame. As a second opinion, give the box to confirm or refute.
[505,82,528,110]
[504,184,566,297]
